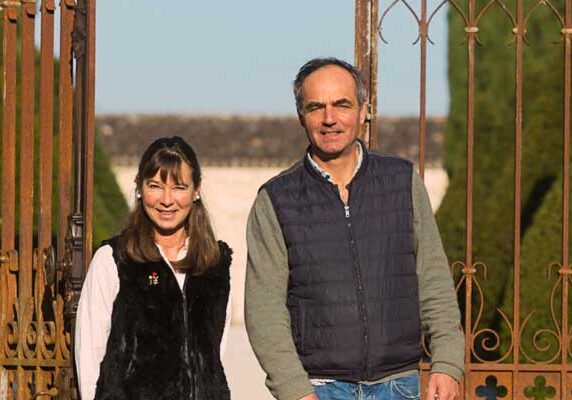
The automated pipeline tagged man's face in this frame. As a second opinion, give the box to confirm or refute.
[298,65,366,160]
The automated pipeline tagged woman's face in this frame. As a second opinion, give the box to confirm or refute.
[141,161,198,238]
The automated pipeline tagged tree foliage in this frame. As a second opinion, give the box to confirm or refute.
[0,23,128,250]
[437,0,568,361]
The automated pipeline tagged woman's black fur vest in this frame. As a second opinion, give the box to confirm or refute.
[94,237,232,400]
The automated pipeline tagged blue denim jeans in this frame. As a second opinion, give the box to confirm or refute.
[312,373,420,400]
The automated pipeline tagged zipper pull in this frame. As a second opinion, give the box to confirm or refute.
[345,206,350,218]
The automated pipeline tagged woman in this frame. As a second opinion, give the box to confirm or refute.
[75,136,232,400]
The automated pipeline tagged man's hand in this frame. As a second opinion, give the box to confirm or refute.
[298,393,319,400]
[426,373,459,400]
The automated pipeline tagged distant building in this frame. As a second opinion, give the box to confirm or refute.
[96,114,445,167]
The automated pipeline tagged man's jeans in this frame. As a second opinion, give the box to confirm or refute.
[312,373,420,400]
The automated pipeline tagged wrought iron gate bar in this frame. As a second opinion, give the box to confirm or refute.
[1,0,17,252]
[0,0,89,396]
[355,0,378,148]
[356,0,572,398]
[85,0,96,268]
[19,2,36,398]
[465,0,477,396]
[512,0,524,397]
[1,8,19,399]
[465,363,572,371]
[39,0,56,251]
[57,0,75,262]
[561,0,572,397]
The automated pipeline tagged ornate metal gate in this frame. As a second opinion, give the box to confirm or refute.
[354,0,572,398]
[0,0,95,398]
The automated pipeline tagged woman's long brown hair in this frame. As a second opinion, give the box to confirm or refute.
[118,136,220,274]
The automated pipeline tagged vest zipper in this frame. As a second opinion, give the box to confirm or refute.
[333,184,370,380]
[182,275,192,398]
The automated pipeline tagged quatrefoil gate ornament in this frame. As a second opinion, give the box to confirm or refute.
[524,376,556,400]
[476,375,508,400]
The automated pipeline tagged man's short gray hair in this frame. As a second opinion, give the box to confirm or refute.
[293,57,368,115]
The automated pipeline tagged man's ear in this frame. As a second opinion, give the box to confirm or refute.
[359,102,368,125]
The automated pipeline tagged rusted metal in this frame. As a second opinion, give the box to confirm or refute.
[38,0,56,391]
[0,0,93,397]
[60,1,95,396]
[57,0,75,262]
[378,0,432,176]
[1,7,19,397]
[418,0,427,179]
[84,0,96,268]
[465,0,476,395]
[1,0,18,253]
[561,0,571,398]
[512,0,524,396]
[361,0,572,397]
[18,2,36,399]
[355,0,378,149]
[39,0,55,252]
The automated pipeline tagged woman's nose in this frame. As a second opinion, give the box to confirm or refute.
[160,188,174,205]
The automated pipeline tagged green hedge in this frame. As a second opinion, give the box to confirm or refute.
[438,0,567,361]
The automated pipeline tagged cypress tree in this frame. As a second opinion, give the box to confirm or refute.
[437,0,566,361]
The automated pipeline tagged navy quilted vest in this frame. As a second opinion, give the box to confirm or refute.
[263,148,422,381]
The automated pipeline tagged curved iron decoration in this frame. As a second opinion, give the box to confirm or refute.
[451,260,514,363]
[0,245,71,397]
[523,0,564,45]
[433,0,516,46]
[519,262,564,364]
[378,0,422,45]
[474,0,516,45]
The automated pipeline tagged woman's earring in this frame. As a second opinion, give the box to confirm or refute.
[193,194,201,203]
[136,190,142,199]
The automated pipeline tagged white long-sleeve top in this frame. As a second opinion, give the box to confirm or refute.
[75,242,232,400]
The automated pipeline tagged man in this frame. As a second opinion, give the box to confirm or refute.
[245,57,463,400]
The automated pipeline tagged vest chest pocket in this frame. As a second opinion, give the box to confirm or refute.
[287,298,305,355]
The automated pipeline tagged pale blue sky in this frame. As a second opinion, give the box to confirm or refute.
[95,1,449,117]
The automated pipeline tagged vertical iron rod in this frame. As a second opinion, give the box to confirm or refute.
[39,0,55,252]
[1,2,18,253]
[84,0,96,266]
[18,2,36,397]
[464,0,477,397]
[419,0,427,178]
[355,0,378,149]
[57,0,75,261]
[561,0,571,395]
[512,0,524,394]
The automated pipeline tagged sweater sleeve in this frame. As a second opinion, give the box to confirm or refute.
[245,188,314,400]
[75,245,120,400]
[412,171,465,381]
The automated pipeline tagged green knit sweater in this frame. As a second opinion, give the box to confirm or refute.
[245,169,464,400]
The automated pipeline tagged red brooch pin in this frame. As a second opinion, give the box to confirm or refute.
[148,271,159,286]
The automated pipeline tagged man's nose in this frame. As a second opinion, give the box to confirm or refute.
[322,105,336,126]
